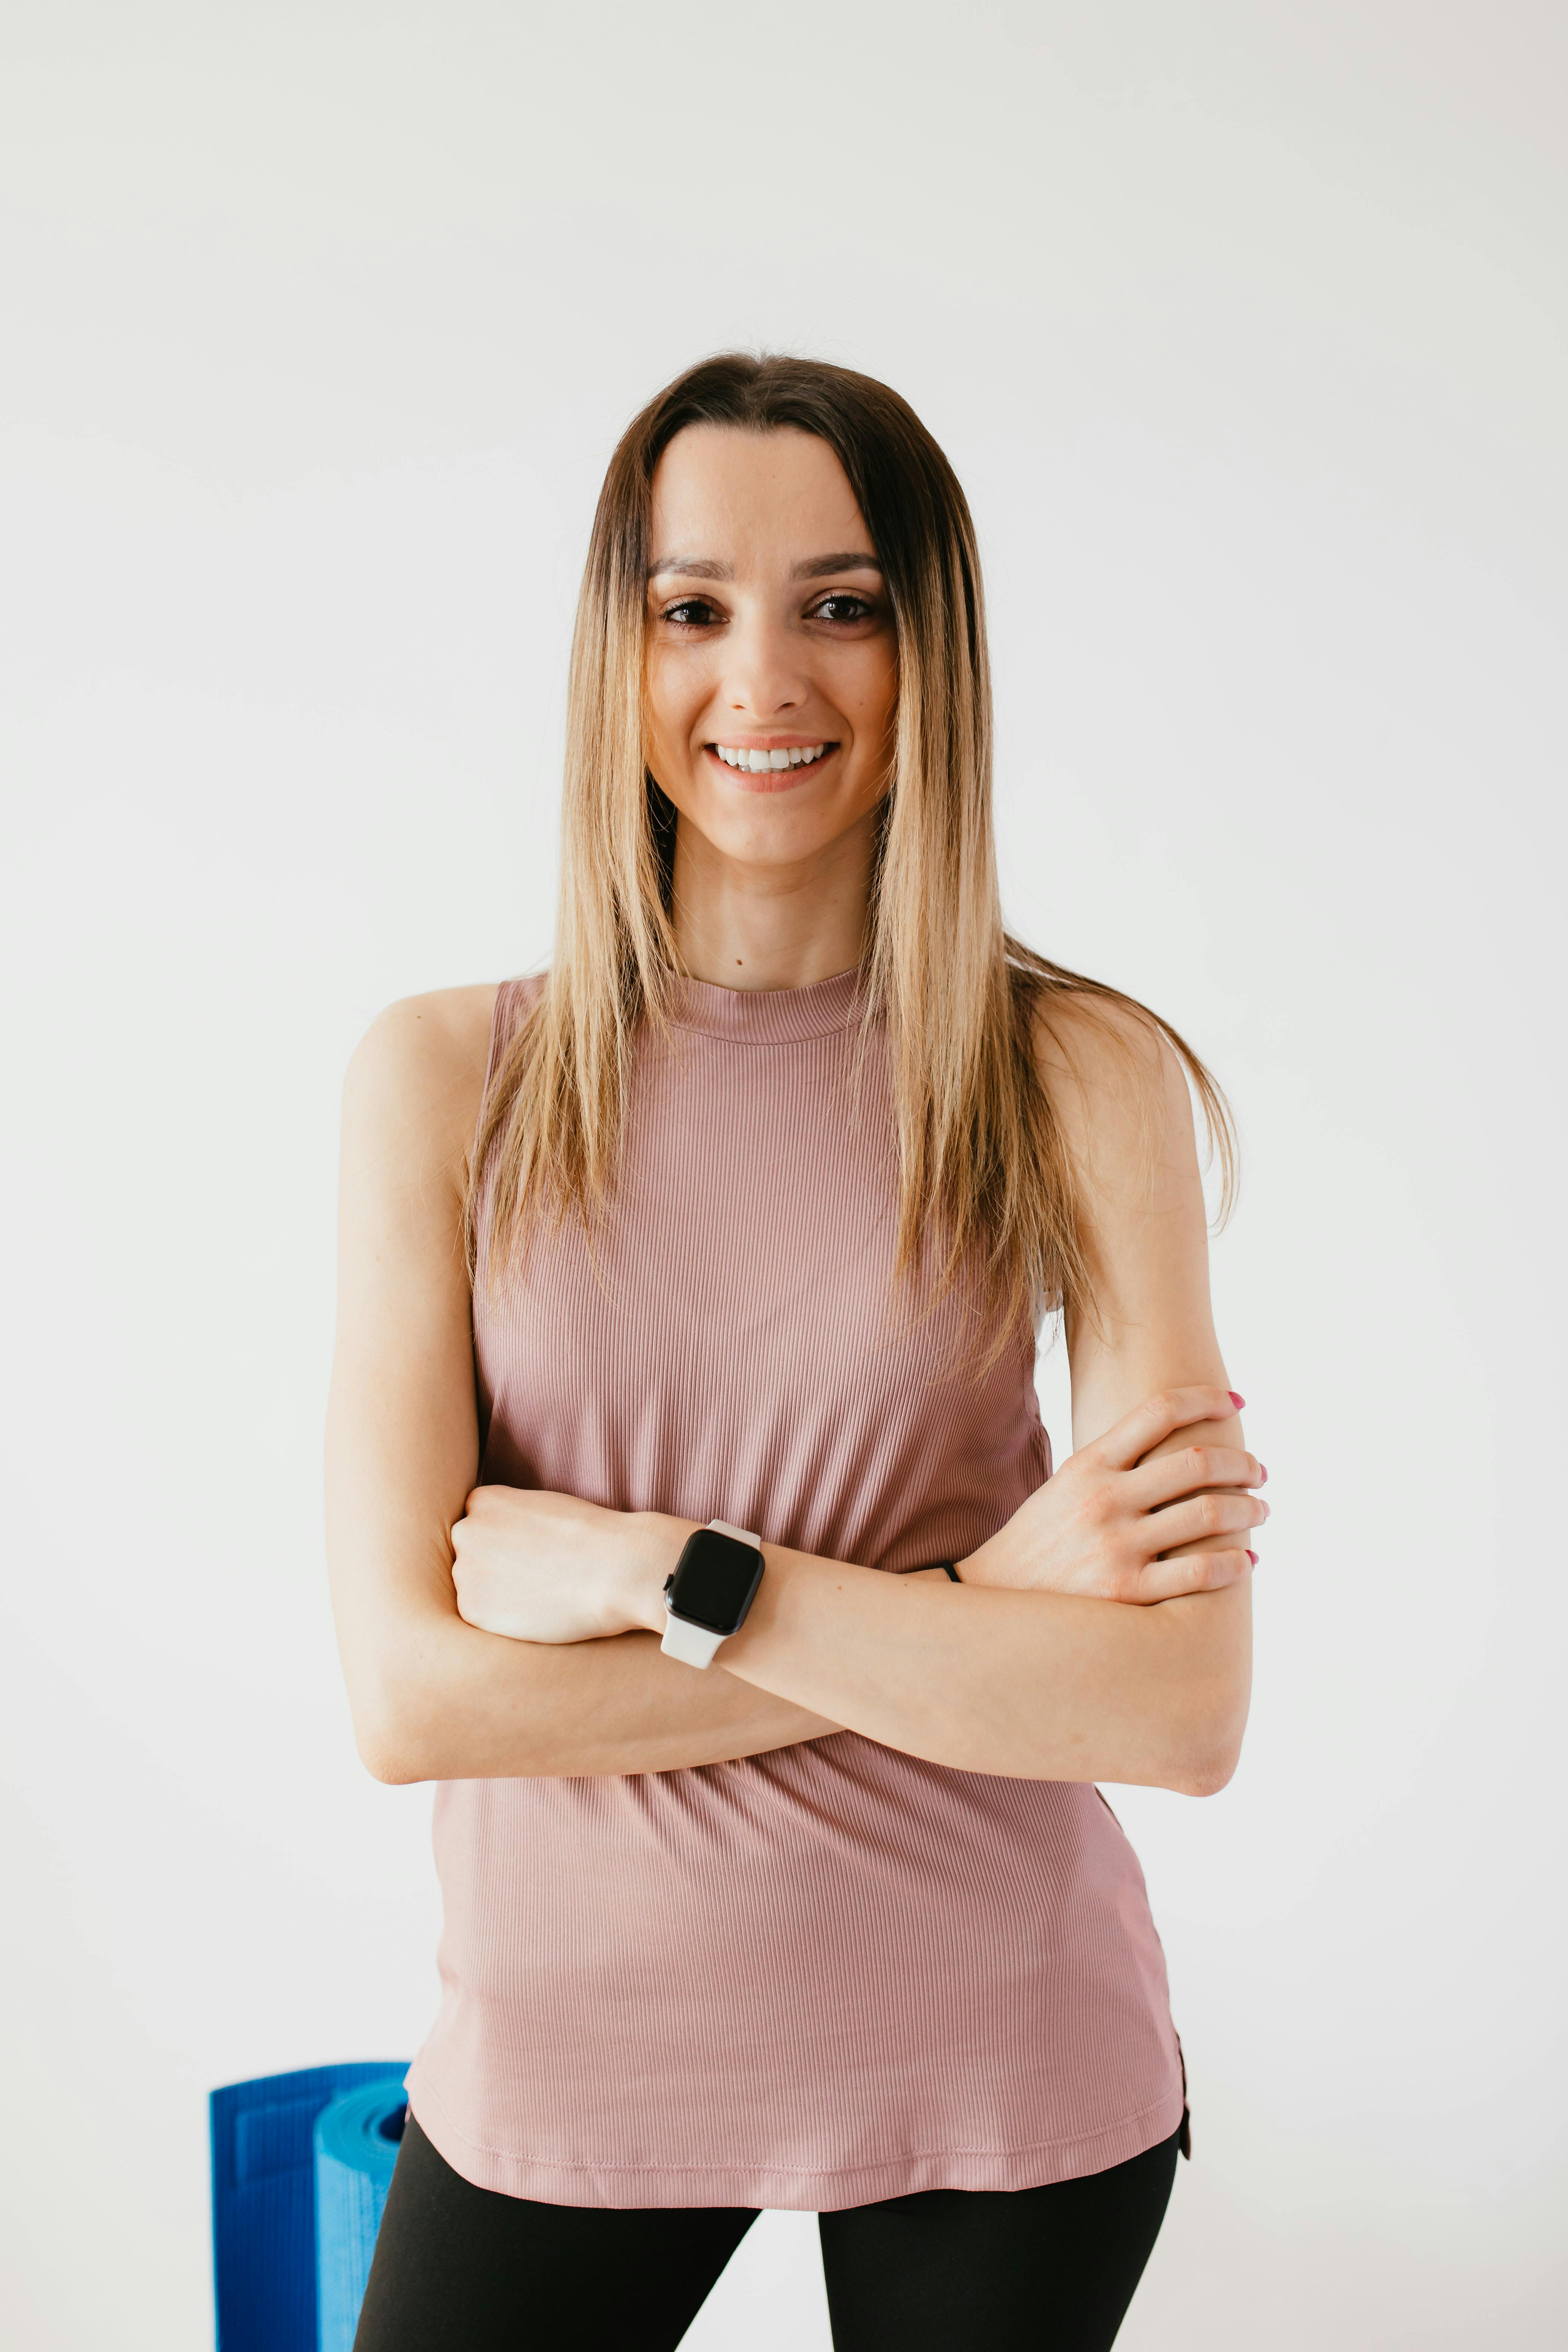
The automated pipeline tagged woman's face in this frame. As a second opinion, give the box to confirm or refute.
[643,425,897,875]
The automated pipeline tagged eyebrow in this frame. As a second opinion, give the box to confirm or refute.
[647,551,883,582]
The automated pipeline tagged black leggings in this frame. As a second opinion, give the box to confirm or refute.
[354,2112,1181,2352]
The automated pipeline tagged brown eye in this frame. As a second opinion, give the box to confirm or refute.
[662,598,721,628]
[811,594,876,624]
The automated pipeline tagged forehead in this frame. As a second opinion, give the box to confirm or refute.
[649,425,868,558]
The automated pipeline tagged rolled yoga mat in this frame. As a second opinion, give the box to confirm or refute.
[314,2082,408,2352]
[210,2063,409,2352]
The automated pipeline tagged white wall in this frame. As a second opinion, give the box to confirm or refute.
[3,4,1564,2345]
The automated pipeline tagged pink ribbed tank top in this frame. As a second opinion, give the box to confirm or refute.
[405,968,1185,2211]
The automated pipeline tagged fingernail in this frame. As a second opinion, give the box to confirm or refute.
[1228,1391,1245,1409]
[1259,1465,1268,1484]
[1247,1550,1259,1566]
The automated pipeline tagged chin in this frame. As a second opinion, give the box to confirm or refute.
[684,778,879,865]
[706,813,841,869]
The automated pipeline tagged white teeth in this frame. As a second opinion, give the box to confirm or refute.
[712,742,829,771]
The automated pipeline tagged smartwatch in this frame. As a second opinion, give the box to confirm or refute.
[661,1520,765,1668]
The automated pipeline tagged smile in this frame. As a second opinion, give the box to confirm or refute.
[709,742,832,773]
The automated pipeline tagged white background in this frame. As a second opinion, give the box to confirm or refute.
[3,3,1564,2345]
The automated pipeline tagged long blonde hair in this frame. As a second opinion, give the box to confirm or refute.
[469,353,1233,1349]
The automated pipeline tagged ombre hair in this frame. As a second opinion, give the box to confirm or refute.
[469,353,1233,1349]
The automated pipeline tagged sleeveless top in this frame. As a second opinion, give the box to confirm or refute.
[404,968,1186,2211]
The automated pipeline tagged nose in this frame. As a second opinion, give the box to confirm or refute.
[721,607,809,720]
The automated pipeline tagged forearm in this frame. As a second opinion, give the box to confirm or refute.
[432,1482,1248,1788]
[708,1542,1251,1790]
[357,1604,840,1782]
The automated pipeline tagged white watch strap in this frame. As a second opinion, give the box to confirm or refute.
[660,1520,762,1669]
[659,1613,730,1668]
[708,1520,761,1550]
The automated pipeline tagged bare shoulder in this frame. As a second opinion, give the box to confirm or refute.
[1028,986,1197,1190]
[342,983,502,1194]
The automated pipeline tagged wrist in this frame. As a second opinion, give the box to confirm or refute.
[954,1528,1026,1592]
[628,1512,695,1633]
[954,1535,996,1588]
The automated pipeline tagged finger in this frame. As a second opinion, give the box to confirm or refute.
[1127,1446,1265,1510]
[1092,1388,1243,1473]
[1144,1490,1269,1552]
[1134,1548,1256,1604]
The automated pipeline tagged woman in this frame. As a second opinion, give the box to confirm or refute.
[326,353,1264,2352]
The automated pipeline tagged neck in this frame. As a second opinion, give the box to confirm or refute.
[669,811,877,992]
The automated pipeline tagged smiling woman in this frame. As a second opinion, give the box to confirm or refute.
[325,353,1264,2352]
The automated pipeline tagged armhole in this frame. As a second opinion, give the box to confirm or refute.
[470,973,550,1226]
[467,975,546,1309]
[473,973,546,1166]
[474,976,515,1166]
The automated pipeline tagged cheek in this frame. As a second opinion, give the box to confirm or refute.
[644,648,706,759]
[845,641,899,746]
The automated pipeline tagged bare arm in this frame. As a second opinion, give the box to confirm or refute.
[324,988,840,1784]
[695,1003,1254,1789]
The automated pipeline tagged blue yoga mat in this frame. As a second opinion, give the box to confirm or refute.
[314,2083,408,2352]
[210,2062,409,2352]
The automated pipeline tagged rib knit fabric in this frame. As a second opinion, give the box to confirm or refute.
[405,967,1186,2211]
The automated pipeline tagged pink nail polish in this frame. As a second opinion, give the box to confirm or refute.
[1247,1550,1258,1566]
[1259,1464,1268,1484]
[1228,1391,1245,1409]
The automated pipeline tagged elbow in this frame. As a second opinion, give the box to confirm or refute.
[358,1730,432,1786]
[1166,1684,1250,1787]
[1168,1740,1242,1798]
[354,1713,434,1786]
[1164,1704,1247,1797]
[1156,1607,1251,1797]
[348,1670,440,1786]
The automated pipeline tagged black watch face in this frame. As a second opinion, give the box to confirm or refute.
[669,1529,763,1634]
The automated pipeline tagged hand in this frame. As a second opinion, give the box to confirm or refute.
[451,1486,681,1644]
[959,1387,1266,1604]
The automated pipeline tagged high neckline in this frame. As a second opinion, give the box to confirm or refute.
[663,964,867,1043]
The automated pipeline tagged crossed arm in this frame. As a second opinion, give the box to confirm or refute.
[324,986,1261,1792]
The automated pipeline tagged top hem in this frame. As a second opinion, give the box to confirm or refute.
[404,2063,1185,2213]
